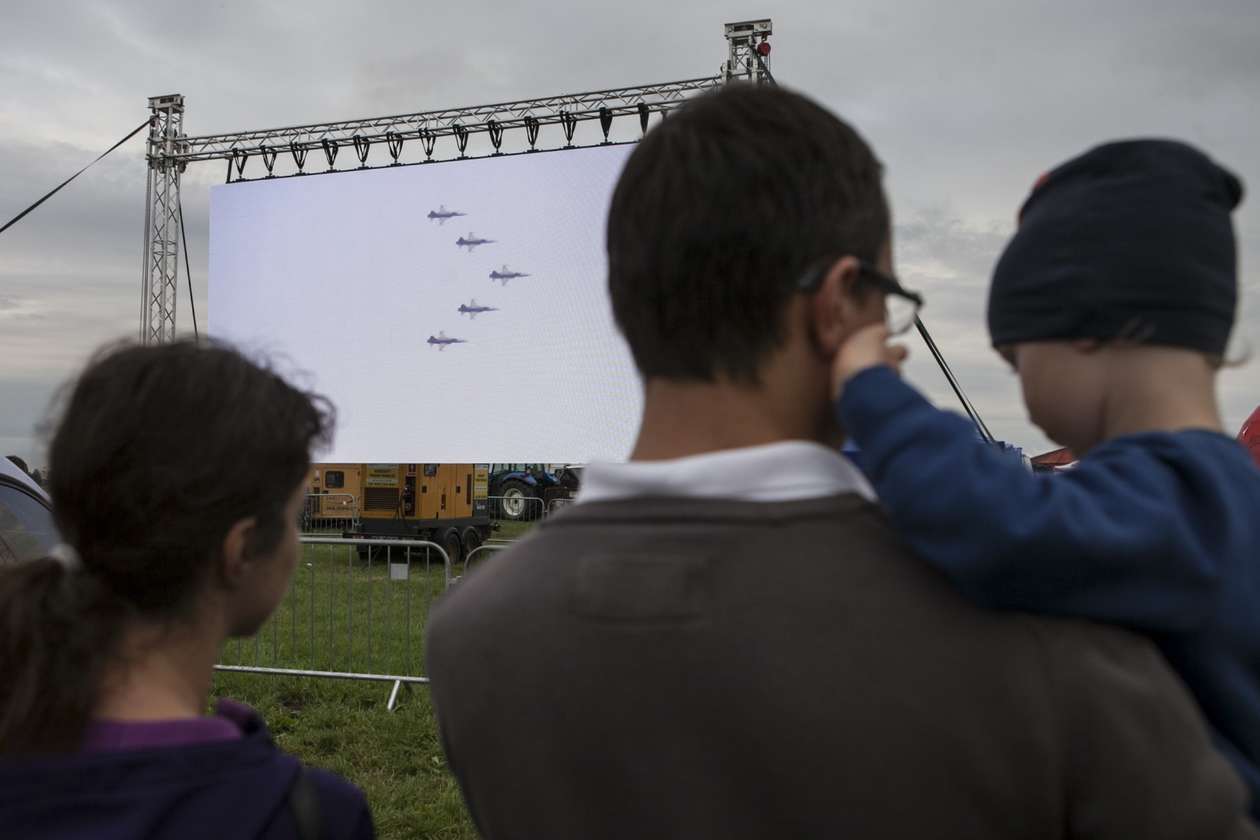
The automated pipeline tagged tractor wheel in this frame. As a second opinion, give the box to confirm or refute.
[498,479,537,521]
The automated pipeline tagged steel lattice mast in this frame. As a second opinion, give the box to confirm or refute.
[140,94,185,345]
[138,19,772,343]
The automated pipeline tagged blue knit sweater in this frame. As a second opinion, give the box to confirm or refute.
[838,365,1260,818]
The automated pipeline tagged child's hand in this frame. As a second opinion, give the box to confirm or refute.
[832,324,909,400]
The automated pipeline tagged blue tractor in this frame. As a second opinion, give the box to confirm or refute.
[489,463,582,521]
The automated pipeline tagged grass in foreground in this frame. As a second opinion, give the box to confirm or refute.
[488,519,536,544]
[212,526,545,839]
[211,672,476,839]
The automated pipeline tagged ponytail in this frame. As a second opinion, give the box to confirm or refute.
[0,557,130,754]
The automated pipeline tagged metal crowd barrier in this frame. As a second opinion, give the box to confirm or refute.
[301,492,360,533]
[487,493,548,524]
[461,542,508,578]
[546,497,575,516]
[220,499,582,707]
[215,536,450,710]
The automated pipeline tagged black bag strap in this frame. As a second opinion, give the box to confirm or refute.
[287,765,322,840]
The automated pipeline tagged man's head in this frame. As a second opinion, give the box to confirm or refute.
[607,84,893,421]
[989,139,1244,452]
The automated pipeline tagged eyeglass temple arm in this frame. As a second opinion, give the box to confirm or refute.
[914,316,994,443]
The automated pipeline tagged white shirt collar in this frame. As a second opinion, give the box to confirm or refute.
[576,440,877,505]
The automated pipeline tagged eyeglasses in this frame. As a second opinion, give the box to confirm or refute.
[796,258,924,336]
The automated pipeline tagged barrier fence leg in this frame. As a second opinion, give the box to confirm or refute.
[386,679,409,712]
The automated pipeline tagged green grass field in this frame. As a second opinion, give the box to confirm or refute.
[211,528,536,838]
[211,672,475,838]
[488,519,535,544]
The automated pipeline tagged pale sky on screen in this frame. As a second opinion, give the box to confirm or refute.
[210,145,641,462]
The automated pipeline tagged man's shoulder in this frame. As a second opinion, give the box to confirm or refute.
[426,532,554,642]
[428,496,1176,673]
[431,497,988,639]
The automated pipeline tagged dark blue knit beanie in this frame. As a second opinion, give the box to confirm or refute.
[988,139,1243,355]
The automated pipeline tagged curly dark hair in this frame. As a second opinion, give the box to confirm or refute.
[0,339,333,754]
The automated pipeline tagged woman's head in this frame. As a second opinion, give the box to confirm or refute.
[48,339,332,628]
[0,339,332,753]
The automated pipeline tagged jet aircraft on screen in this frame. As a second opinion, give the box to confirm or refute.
[427,331,467,350]
[456,233,495,252]
[427,205,467,225]
[489,265,531,285]
[458,299,499,319]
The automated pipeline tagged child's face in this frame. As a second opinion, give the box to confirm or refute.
[1001,342,1108,453]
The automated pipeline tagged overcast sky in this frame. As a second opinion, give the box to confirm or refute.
[2,0,1258,467]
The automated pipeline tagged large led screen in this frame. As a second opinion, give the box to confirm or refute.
[210,145,641,463]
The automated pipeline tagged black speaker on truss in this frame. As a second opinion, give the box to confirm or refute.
[289,142,308,174]
[259,144,278,177]
[599,107,613,144]
[321,138,339,170]
[386,131,404,164]
[487,119,504,154]
[352,134,371,168]
[420,128,437,161]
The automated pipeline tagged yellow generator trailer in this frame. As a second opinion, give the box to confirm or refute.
[307,463,491,563]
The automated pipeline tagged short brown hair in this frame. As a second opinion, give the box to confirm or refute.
[606,84,889,383]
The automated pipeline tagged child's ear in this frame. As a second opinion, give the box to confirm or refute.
[811,256,864,355]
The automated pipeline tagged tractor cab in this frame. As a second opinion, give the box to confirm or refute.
[488,463,582,521]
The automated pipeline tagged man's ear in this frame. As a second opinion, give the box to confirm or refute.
[810,256,864,356]
[219,517,257,590]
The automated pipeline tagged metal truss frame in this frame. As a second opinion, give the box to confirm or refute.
[181,76,723,177]
[723,19,774,83]
[140,94,185,345]
[139,19,772,342]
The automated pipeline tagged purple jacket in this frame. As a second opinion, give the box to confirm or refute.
[0,701,373,839]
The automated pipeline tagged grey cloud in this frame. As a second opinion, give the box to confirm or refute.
[893,206,1260,450]
[891,208,1046,449]
[0,377,62,468]
[0,140,146,271]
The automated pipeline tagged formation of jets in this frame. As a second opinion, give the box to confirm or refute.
[426,207,536,351]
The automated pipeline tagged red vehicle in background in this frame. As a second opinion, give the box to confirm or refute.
[1240,406,1260,469]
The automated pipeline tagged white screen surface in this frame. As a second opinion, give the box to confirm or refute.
[209,145,642,463]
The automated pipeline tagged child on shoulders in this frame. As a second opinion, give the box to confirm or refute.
[834,139,1260,818]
